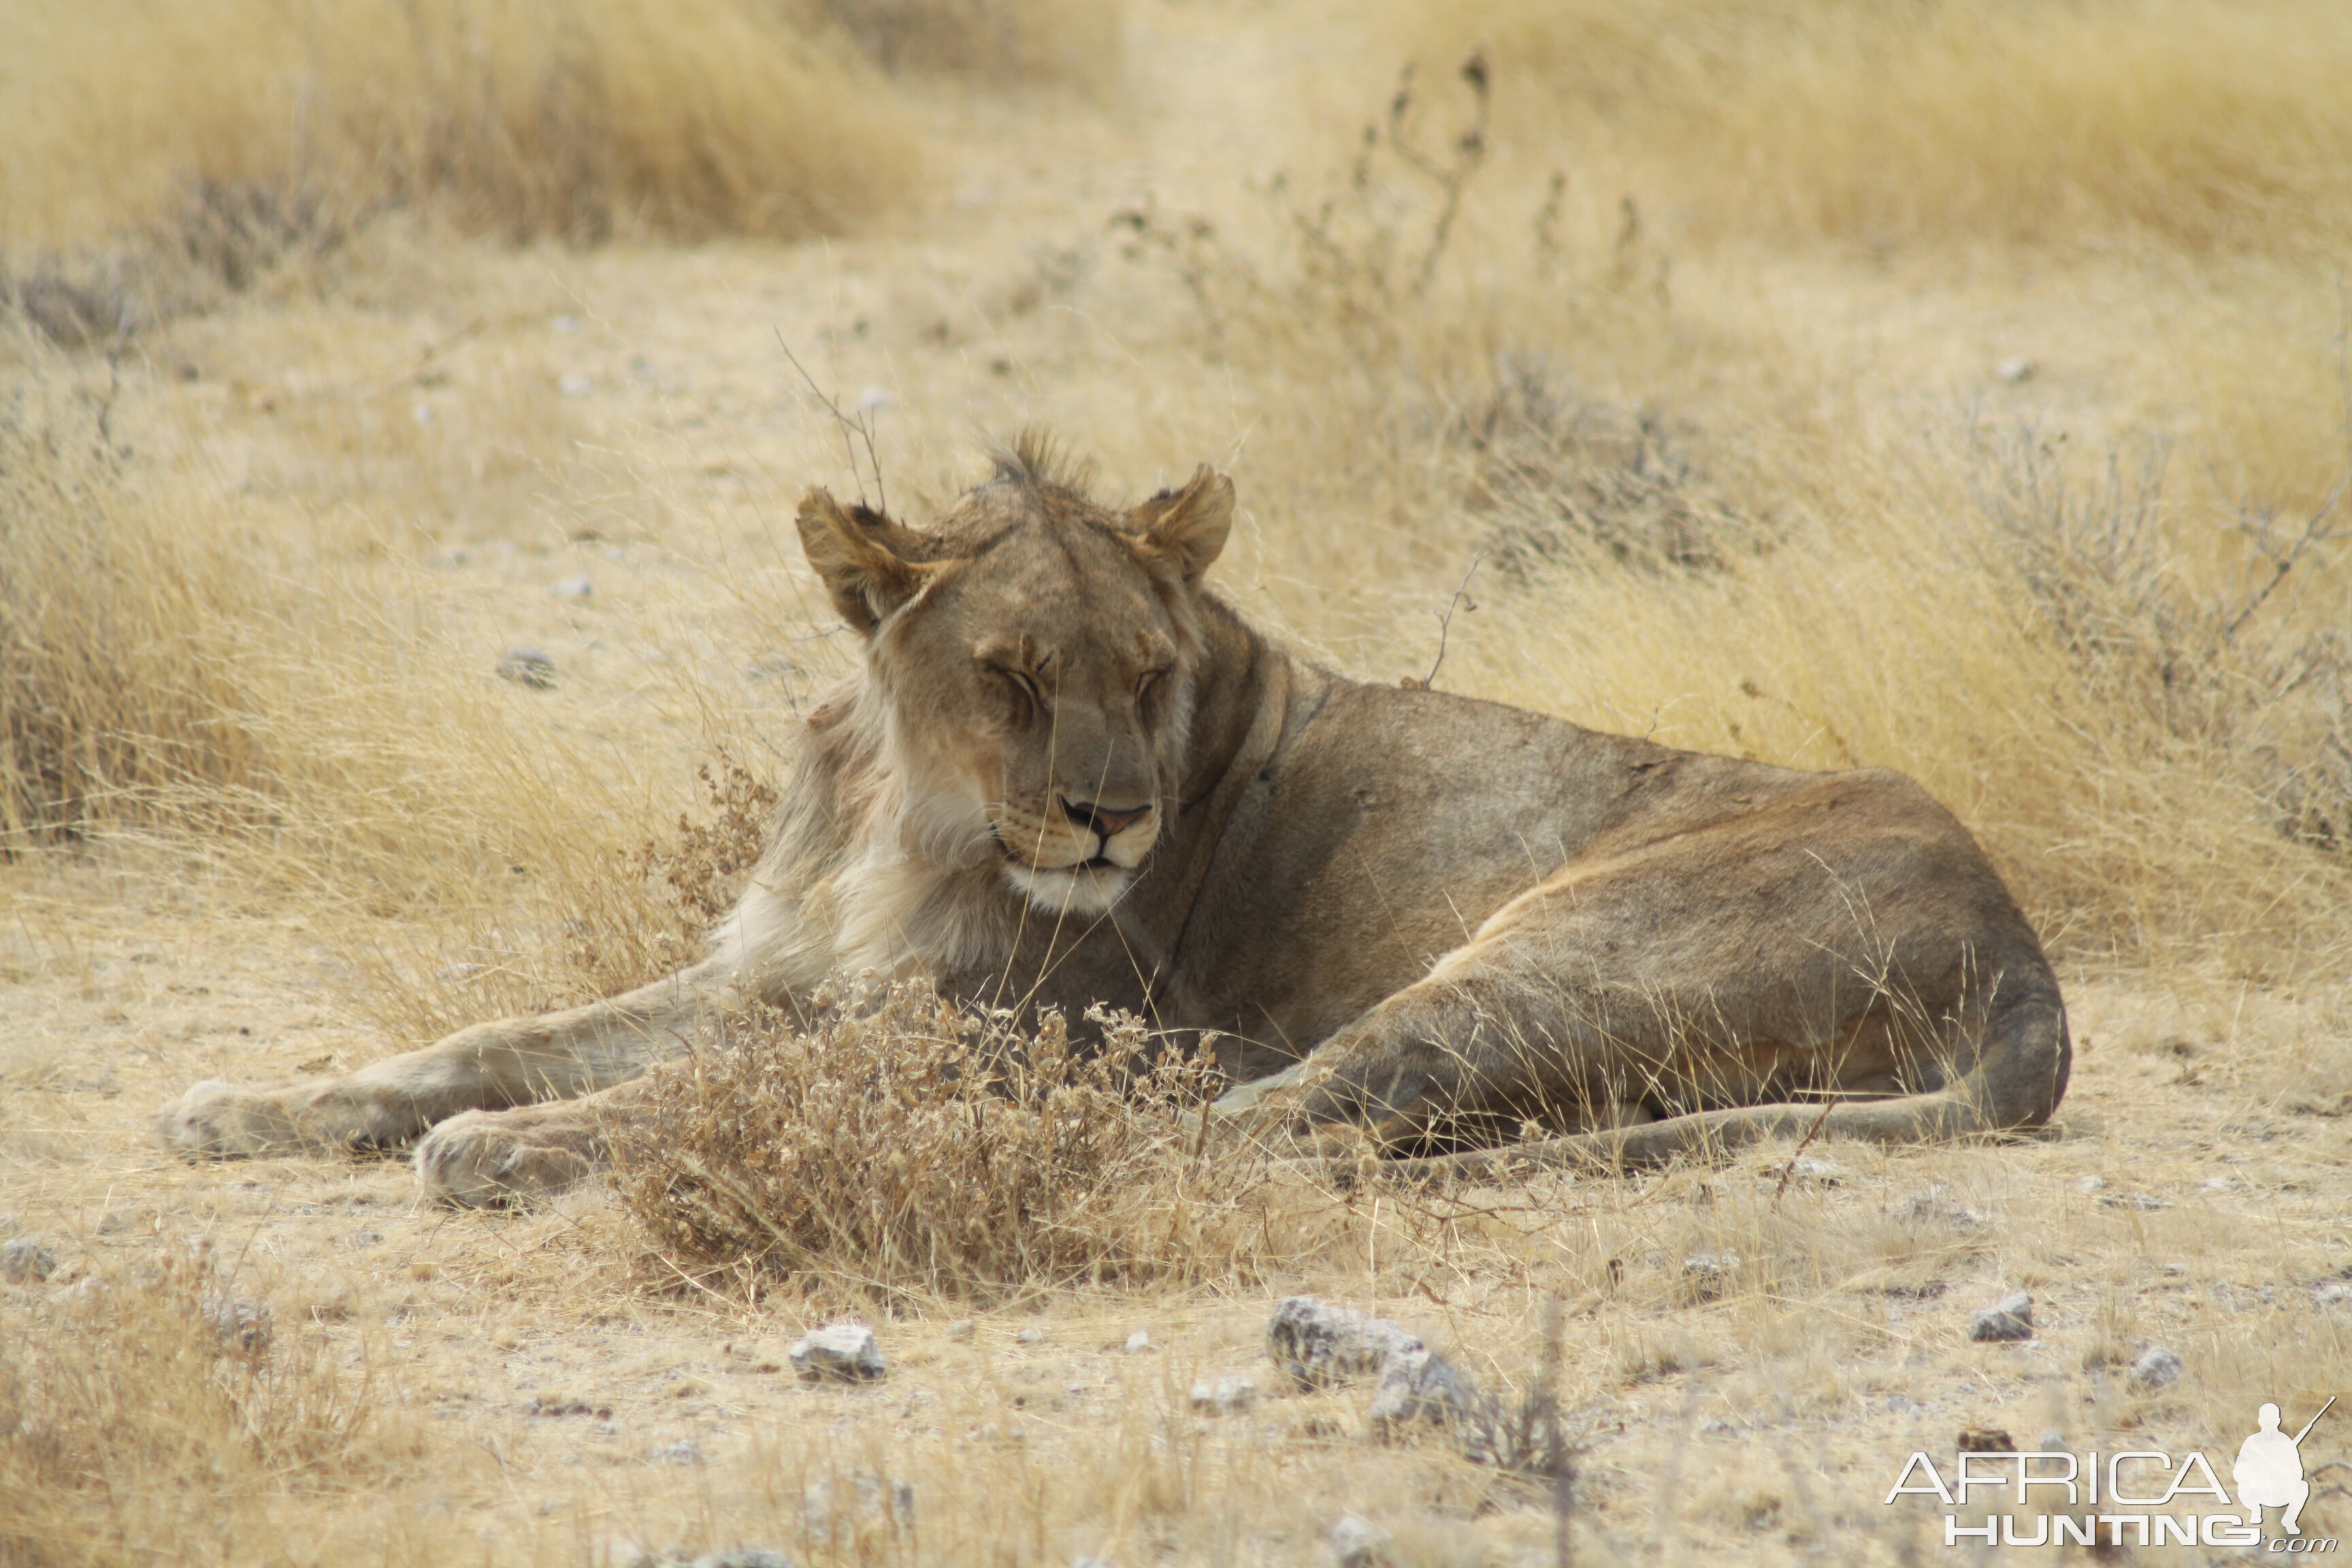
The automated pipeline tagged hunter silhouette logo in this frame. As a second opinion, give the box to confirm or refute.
[1884,1396,2340,1550]
[2238,1398,2334,1538]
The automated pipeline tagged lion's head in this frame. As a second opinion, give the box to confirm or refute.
[795,440,1234,917]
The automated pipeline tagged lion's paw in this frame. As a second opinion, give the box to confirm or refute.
[414,1109,604,1208]
[154,1080,308,1158]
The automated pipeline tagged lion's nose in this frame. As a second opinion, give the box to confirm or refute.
[1062,798,1150,838]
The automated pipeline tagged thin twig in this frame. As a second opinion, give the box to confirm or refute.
[1409,551,1487,689]
[1771,1097,1838,1209]
[773,329,886,512]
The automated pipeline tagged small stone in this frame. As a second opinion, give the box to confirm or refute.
[2131,1346,2184,1390]
[1787,1158,1845,1184]
[1015,1328,1045,1345]
[558,373,595,397]
[1,1237,59,1283]
[2098,1192,2170,1211]
[496,647,557,689]
[943,1319,975,1341]
[1189,1375,1260,1416]
[1267,1297,1425,1390]
[552,315,585,335]
[1969,1292,2034,1343]
[1123,1328,1152,1354]
[855,387,894,413]
[204,1293,274,1356]
[1328,1514,1392,1568]
[691,1554,793,1568]
[551,576,594,600]
[652,1438,703,1465]
[788,1323,885,1383]
[1701,1418,1739,1434]
[1367,1345,1482,1433]
[1682,1252,1740,1300]
[2076,1175,2108,1192]
[2315,1282,2352,1309]
[2161,1260,2187,1276]
[1994,357,2036,384]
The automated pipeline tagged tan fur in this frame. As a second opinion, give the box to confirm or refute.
[157,436,2069,1204]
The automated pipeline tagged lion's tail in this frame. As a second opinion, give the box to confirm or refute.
[1439,958,2072,1178]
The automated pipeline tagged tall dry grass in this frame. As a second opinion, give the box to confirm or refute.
[0,0,920,339]
[1388,0,2352,254]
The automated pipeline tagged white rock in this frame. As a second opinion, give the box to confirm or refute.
[691,1552,791,1568]
[1994,357,2036,384]
[2131,1346,2184,1390]
[551,576,594,600]
[1969,1292,2034,1343]
[1267,1296,1424,1390]
[789,1323,885,1383]
[558,373,595,397]
[943,1319,975,1341]
[1123,1328,1152,1354]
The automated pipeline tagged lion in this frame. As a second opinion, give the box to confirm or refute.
[157,438,2070,1203]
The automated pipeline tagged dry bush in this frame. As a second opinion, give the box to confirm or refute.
[0,0,917,335]
[817,0,1122,86]
[1390,0,2352,254]
[613,979,1334,1305]
[0,1252,412,1568]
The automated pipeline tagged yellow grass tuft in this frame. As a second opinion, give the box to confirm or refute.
[0,0,918,265]
[1394,0,2352,253]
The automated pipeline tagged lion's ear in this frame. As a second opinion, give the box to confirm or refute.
[1129,465,1234,589]
[796,488,936,635]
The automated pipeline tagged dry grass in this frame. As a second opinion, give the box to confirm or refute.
[614,981,1337,1307]
[1392,0,2352,255]
[0,0,921,340]
[0,1247,419,1567]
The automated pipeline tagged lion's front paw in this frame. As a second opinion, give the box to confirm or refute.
[155,1080,308,1158]
[414,1108,604,1208]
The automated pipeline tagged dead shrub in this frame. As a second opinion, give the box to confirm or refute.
[612,978,1325,1305]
